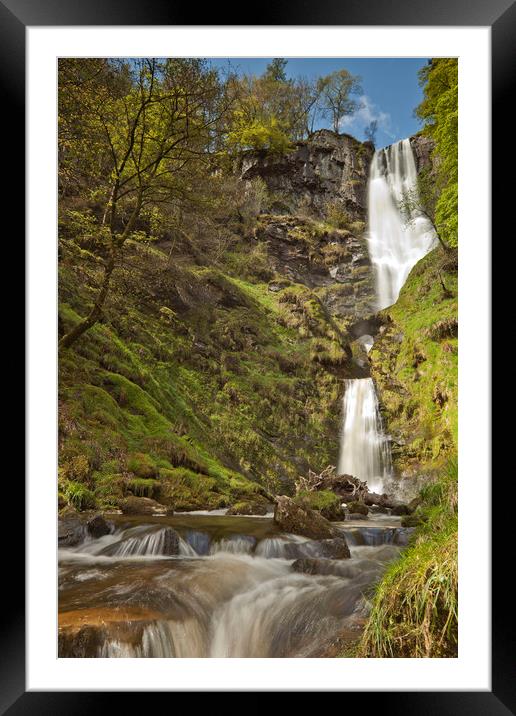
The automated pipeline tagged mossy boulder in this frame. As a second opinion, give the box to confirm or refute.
[274,495,337,539]
[227,501,268,516]
[119,496,170,516]
[346,501,369,516]
[295,490,345,521]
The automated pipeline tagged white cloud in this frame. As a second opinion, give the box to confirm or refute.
[339,95,396,142]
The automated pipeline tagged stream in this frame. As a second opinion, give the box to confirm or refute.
[58,512,412,657]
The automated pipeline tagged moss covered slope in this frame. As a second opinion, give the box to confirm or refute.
[370,247,458,481]
[58,229,351,511]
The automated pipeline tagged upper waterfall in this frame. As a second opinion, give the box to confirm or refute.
[366,138,437,310]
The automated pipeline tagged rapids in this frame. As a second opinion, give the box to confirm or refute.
[58,513,411,658]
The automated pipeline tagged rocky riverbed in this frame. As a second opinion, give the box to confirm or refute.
[58,510,412,658]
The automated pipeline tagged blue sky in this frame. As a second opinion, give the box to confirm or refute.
[209,58,429,148]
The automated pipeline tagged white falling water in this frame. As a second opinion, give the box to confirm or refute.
[367,138,437,310]
[338,378,392,494]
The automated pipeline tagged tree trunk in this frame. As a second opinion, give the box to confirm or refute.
[58,253,116,350]
[59,190,143,351]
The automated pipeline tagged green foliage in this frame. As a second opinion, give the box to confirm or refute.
[370,248,458,469]
[60,455,90,483]
[126,478,159,498]
[357,456,458,658]
[227,112,292,153]
[323,199,351,230]
[64,481,97,510]
[126,453,157,478]
[416,59,458,247]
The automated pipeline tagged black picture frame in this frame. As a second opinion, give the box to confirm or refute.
[5,0,508,710]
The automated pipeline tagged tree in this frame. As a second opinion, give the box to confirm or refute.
[263,58,288,83]
[317,69,362,133]
[364,119,378,145]
[416,59,458,247]
[59,58,230,349]
[399,170,450,252]
[226,62,326,151]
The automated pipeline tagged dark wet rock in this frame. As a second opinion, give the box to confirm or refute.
[274,495,337,540]
[409,134,435,173]
[347,513,368,520]
[160,527,181,555]
[57,515,86,547]
[267,280,291,293]
[119,496,170,516]
[185,530,211,555]
[369,505,389,514]
[401,513,425,528]
[277,536,351,560]
[316,537,351,559]
[347,314,385,340]
[291,557,354,577]
[86,514,112,539]
[346,501,369,516]
[226,501,268,516]
[391,503,411,516]
[58,510,86,547]
[58,625,104,658]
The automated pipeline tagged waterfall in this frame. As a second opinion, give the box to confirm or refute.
[338,378,392,494]
[367,138,437,310]
[336,138,438,495]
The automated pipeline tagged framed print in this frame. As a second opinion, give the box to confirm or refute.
[4,0,510,709]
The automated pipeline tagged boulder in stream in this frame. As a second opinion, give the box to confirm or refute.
[391,503,411,516]
[291,557,354,577]
[346,501,369,516]
[160,527,181,555]
[58,509,86,547]
[273,495,338,540]
[86,514,112,538]
[226,501,268,516]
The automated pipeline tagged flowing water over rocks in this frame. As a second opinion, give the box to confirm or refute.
[58,513,410,658]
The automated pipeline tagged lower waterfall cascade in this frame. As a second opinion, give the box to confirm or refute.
[337,378,392,495]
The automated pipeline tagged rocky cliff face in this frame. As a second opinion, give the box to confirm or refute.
[241,129,374,220]
[409,134,435,173]
[242,130,377,337]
